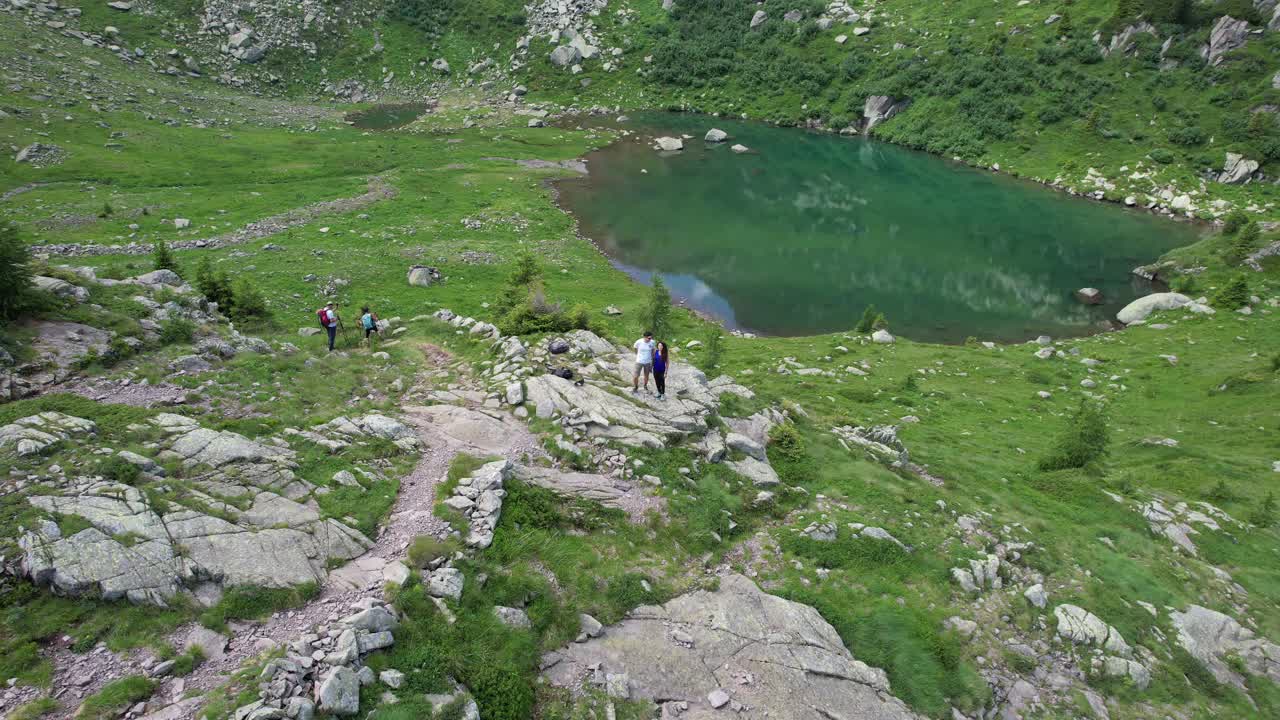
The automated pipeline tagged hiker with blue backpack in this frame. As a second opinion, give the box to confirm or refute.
[360,306,381,347]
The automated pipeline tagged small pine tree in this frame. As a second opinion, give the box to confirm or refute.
[195,256,234,312]
[0,223,33,322]
[98,202,114,219]
[1084,107,1102,134]
[230,279,268,321]
[855,304,887,333]
[703,326,724,369]
[1221,209,1249,235]
[496,251,541,313]
[1038,401,1109,471]
[1212,273,1250,310]
[152,240,180,274]
[1252,492,1276,527]
[640,275,672,340]
[1223,222,1259,265]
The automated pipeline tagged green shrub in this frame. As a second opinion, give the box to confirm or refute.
[1211,274,1250,309]
[1222,222,1259,265]
[465,663,534,720]
[98,202,114,219]
[152,241,179,274]
[1167,126,1205,146]
[494,251,541,315]
[0,223,32,323]
[1038,401,1109,471]
[158,318,196,345]
[569,303,593,332]
[99,456,141,485]
[230,280,269,321]
[1169,274,1198,293]
[77,676,155,720]
[1250,492,1276,527]
[8,698,57,720]
[855,304,886,333]
[702,326,724,369]
[1205,478,1236,504]
[195,257,234,313]
[1147,148,1175,164]
[199,584,318,631]
[638,275,672,340]
[408,535,451,569]
[1221,209,1250,235]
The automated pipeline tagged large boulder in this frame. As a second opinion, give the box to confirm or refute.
[407,265,440,287]
[1218,152,1259,184]
[1054,604,1131,656]
[1116,292,1191,324]
[543,574,921,718]
[513,464,659,515]
[863,95,907,131]
[33,276,90,302]
[549,44,582,67]
[1170,605,1280,688]
[1205,16,1250,65]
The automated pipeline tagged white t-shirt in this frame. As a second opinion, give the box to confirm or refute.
[634,338,655,364]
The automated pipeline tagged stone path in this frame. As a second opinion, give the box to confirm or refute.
[27,176,397,258]
[31,390,542,720]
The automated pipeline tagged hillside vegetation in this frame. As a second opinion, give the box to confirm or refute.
[1,2,1279,720]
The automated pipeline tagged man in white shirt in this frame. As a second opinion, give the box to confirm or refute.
[632,331,656,393]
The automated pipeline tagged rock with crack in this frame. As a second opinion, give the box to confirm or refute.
[524,369,709,448]
[542,574,921,718]
[0,412,98,456]
[1054,604,1132,656]
[1170,605,1280,688]
[17,449,371,604]
[1135,498,1240,556]
[150,414,311,499]
[406,404,516,455]
[446,460,511,549]
[293,413,420,453]
[512,464,661,517]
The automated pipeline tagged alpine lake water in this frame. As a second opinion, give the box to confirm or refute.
[555,113,1204,343]
[345,103,431,130]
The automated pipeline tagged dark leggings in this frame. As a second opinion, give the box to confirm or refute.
[654,369,666,395]
[326,325,337,351]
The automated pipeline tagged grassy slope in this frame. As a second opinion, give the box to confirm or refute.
[2,6,1280,720]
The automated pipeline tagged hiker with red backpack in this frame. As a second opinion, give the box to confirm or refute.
[317,302,342,352]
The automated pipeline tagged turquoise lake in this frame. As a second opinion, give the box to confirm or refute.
[555,113,1203,343]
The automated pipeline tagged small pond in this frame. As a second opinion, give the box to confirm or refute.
[555,113,1203,343]
[345,103,430,130]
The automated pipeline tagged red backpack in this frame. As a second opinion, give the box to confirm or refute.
[317,308,330,328]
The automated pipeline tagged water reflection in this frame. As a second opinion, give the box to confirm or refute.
[558,113,1200,342]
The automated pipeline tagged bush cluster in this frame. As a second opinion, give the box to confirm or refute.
[195,257,270,322]
[1038,401,1109,471]
[493,252,592,336]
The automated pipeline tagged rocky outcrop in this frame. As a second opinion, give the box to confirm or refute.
[443,459,510,549]
[1218,152,1259,184]
[228,597,406,720]
[0,412,97,456]
[863,95,907,131]
[19,481,370,605]
[1170,605,1280,688]
[1106,22,1156,56]
[512,464,657,515]
[1204,16,1250,65]
[1054,604,1151,688]
[292,413,421,453]
[13,414,374,605]
[542,574,921,718]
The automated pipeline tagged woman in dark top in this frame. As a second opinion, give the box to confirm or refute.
[653,341,669,400]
